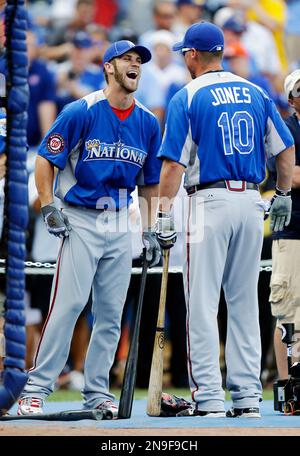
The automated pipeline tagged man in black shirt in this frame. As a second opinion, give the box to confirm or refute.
[270,69,300,379]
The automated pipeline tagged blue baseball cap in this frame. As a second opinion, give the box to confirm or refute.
[223,16,246,34]
[72,31,93,49]
[103,40,152,64]
[173,21,224,52]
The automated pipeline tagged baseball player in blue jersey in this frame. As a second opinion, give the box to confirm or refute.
[156,22,295,418]
[18,40,162,417]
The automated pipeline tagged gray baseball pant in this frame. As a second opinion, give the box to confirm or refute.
[22,204,132,409]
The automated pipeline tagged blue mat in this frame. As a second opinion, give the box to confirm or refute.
[3,400,300,428]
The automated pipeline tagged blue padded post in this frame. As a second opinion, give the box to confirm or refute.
[0,0,29,414]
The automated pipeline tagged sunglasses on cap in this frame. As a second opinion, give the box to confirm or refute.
[181,47,193,56]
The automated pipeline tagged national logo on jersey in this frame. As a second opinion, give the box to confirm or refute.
[84,139,147,167]
[47,133,65,154]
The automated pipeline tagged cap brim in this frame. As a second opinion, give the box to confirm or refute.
[130,45,152,64]
[172,41,184,51]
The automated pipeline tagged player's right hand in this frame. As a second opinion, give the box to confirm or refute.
[41,204,72,238]
[156,210,177,249]
[268,188,292,232]
[142,229,161,268]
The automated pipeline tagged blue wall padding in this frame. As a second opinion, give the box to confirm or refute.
[0,0,29,414]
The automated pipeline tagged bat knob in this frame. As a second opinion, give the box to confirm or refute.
[93,409,105,421]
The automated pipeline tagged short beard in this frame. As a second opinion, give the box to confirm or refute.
[112,61,136,94]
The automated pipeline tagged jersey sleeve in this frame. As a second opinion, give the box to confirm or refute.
[38,99,87,169]
[265,97,294,158]
[157,89,190,167]
[137,115,162,186]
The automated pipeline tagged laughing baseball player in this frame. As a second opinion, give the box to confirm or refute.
[18,40,162,418]
[156,22,295,418]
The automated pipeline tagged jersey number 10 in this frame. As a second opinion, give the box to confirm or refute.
[217,111,254,155]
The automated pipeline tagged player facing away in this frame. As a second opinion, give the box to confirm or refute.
[18,40,162,418]
[156,22,295,418]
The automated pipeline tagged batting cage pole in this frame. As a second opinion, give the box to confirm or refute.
[0,0,29,415]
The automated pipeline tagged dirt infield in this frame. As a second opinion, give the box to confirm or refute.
[1,426,300,436]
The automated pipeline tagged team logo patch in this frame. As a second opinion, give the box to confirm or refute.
[84,139,147,167]
[47,133,65,154]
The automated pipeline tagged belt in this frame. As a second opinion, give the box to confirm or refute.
[64,202,121,212]
[186,180,259,195]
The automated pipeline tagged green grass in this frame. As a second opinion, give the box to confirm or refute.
[48,388,274,402]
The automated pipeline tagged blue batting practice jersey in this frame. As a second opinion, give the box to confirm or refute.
[38,90,162,209]
[158,71,294,187]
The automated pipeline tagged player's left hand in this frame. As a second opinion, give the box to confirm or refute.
[268,188,292,232]
[142,228,161,268]
[156,210,177,249]
[41,204,72,238]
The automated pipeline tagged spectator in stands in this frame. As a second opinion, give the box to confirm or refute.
[284,0,300,67]
[214,7,282,83]
[149,30,188,92]
[93,0,119,29]
[215,9,247,46]
[247,0,288,72]
[134,68,165,125]
[86,24,110,66]
[172,0,205,39]
[165,72,191,108]
[137,30,188,126]
[124,0,155,37]
[207,0,287,70]
[213,7,287,113]
[139,0,178,50]
[223,41,275,97]
[55,30,105,112]
[47,0,78,28]
[46,0,95,46]
[38,0,97,63]
[27,30,57,149]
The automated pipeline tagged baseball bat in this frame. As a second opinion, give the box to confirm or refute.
[118,250,149,419]
[146,248,170,416]
[0,409,107,421]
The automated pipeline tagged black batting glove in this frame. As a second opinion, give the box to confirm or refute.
[41,204,72,238]
[142,228,161,268]
[268,187,292,232]
[156,210,177,250]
